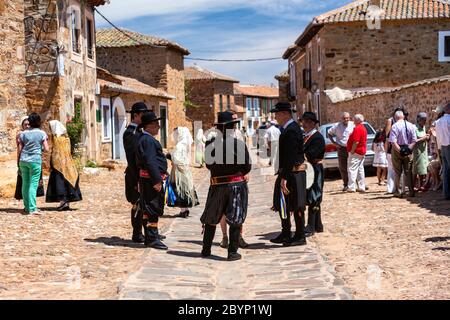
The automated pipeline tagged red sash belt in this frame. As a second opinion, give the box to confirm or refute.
[140,170,168,180]
[211,174,245,186]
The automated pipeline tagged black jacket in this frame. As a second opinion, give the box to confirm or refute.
[123,123,141,203]
[304,131,325,163]
[136,132,168,185]
[206,135,251,178]
[278,120,305,180]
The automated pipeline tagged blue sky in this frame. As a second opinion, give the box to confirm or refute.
[96,0,351,86]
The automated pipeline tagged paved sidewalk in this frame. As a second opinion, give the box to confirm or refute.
[119,163,352,300]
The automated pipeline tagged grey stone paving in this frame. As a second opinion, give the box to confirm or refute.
[119,162,352,300]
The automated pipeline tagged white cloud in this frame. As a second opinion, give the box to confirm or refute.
[98,0,339,22]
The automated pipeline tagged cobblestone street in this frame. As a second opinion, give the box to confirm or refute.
[119,164,352,300]
[0,155,449,300]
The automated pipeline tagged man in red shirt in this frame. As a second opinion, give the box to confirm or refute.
[346,114,368,193]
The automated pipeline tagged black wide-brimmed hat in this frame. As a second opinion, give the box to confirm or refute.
[270,102,293,113]
[300,111,320,124]
[141,112,162,126]
[127,102,150,114]
[214,111,241,126]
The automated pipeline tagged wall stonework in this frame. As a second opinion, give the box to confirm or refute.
[0,0,27,156]
[96,45,191,143]
[326,79,450,130]
[24,0,99,163]
[186,79,236,130]
[291,18,450,125]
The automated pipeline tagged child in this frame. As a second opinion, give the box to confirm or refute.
[372,129,388,185]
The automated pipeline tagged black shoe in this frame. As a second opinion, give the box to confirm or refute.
[342,186,349,192]
[220,235,229,248]
[159,234,166,240]
[284,236,307,247]
[270,232,291,244]
[239,236,249,248]
[227,252,242,261]
[315,227,324,233]
[57,203,70,211]
[179,211,189,218]
[132,234,145,243]
[145,239,168,250]
[201,248,211,257]
[304,226,315,237]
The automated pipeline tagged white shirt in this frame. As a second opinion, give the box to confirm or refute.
[435,114,450,149]
[283,119,295,130]
[264,125,281,142]
[328,121,355,147]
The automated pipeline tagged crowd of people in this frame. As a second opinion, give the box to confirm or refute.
[15,113,82,215]
[14,100,449,262]
[327,104,450,200]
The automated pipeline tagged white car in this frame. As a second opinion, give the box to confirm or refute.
[319,122,376,171]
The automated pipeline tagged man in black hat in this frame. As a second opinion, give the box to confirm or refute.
[123,102,150,243]
[201,111,252,261]
[270,102,307,246]
[135,112,169,249]
[299,112,325,237]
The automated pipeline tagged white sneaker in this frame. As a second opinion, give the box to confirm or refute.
[30,210,43,216]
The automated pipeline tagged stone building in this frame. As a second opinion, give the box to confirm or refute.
[275,70,289,104]
[96,28,191,148]
[234,84,279,136]
[184,65,239,130]
[24,0,107,163]
[0,0,27,197]
[97,67,173,159]
[283,0,450,124]
[326,75,450,130]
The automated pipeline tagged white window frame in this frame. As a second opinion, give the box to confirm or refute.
[253,98,260,117]
[439,31,450,62]
[246,97,252,111]
[101,98,112,142]
[85,10,95,62]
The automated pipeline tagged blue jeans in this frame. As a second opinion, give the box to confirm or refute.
[442,145,450,200]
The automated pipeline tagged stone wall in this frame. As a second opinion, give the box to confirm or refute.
[186,79,235,130]
[0,0,27,197]
[325,79,450,130]
[97,46,190,140]
[24,0,99,163]
[292,18,450,125]
[322,19,450,89]
[0,0,27,157]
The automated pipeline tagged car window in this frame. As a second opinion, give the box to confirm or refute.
[364,123,376,135]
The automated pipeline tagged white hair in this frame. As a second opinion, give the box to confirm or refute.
[354,114,364,123]
[341,112,350,119]
[394,110,405,120]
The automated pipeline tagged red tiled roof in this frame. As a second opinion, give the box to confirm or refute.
[96,28,190,55]
[184,66,239,83]
[97,68,174,99]
[234,84,279,98]
[294,0,450,47]
[315,0,450,24]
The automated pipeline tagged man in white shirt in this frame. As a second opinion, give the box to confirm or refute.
[435,103,450,200]
[264,120,281,169]
[327,112,355,191]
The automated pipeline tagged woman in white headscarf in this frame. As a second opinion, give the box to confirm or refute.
[168,127,199,218]
[46,120,82,211]
[194,128,206,167]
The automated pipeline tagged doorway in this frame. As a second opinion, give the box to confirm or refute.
[112,97,126,160]
[159,104,168,148]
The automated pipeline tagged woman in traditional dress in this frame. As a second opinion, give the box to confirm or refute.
[15,117,45,202]
[372,129,388,186]
[194,128,206,167]
[168,127,199,218]
[45,120,82,211]
[413,113,430,192]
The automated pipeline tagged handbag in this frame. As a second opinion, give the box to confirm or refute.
[399,121,413,157]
